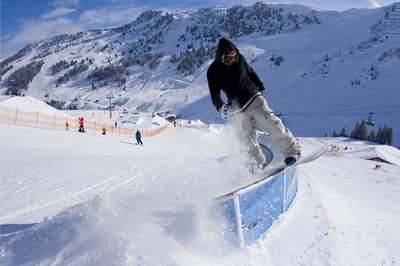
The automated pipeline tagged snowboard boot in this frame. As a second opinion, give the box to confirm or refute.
[260,161,270,170]
[284,140,301,166]
[285,153,301,166]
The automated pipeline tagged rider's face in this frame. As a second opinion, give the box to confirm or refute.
[222,51,238,66]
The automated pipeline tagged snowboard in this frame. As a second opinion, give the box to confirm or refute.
[260,137,327,174]
[214,138,327,201]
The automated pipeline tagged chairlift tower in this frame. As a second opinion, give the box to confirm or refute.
[106,93,114,118]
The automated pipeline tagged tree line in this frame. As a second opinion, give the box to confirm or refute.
[331,120,393,145]
[6,60,44,95]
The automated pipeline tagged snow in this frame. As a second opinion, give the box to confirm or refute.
[0,96,70,118]
[1,96,400,265]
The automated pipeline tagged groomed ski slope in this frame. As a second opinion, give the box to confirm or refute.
[1,116,400,265]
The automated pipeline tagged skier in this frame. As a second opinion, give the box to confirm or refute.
[207,37,301,171]
[136,130,143,145]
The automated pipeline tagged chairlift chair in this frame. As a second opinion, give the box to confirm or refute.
[365,112,375,126]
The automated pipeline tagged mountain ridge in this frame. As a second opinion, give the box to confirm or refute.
[1,2,399,146]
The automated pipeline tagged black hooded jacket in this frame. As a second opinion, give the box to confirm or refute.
[207,38,265,111]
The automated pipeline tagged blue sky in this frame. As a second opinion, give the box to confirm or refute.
[0,0,396,59]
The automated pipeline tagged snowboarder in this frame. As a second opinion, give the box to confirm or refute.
[136,130,143,145]
[207,37,301,171]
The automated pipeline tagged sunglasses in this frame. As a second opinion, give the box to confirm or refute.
[222,51,237,65]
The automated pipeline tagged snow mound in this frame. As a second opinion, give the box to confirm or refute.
[0,96,70,117]
[119,113,167,129]
[328,138,400,166]
[349,145,400,166]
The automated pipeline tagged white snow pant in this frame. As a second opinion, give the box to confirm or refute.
[230,96,300,167]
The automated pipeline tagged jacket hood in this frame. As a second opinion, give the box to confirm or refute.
[215,37,240,63]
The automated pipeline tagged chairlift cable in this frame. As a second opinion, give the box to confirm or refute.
[278,108,400,117]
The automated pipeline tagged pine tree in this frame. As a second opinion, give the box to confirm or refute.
[350,121,359,138]
[339,127,348,137]
[387,127,393,145]
[350,120,368,141]
[376,126,384,144]
[376,125,393,145]
[375,125,394,145]
[369,130,376,142]
[359,120,369,140]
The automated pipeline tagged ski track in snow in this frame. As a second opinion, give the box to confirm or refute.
[1,155,177,223]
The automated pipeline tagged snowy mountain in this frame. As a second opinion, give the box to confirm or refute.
[1,2,400,146]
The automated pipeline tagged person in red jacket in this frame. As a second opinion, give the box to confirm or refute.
[207,37,301,171]
[78,117,85,133]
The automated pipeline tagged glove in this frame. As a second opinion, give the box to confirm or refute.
[219,104,228,120]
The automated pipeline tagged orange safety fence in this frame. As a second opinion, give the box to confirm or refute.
[0,105,173,137]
